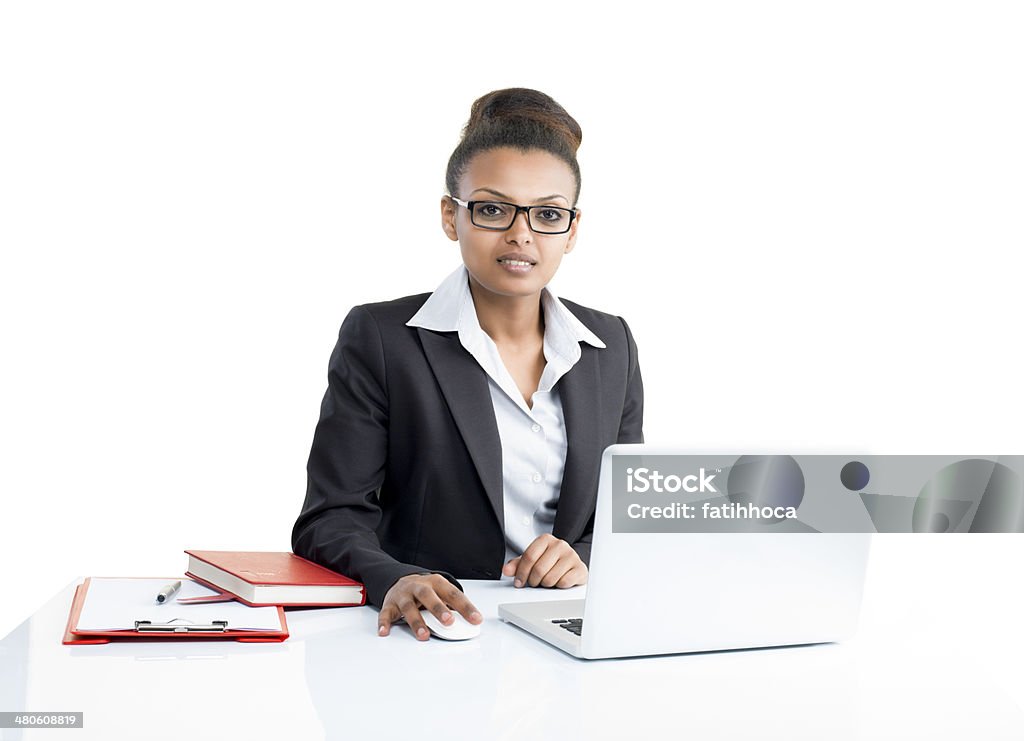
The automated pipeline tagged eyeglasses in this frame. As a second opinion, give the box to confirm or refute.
[449,196,577,235]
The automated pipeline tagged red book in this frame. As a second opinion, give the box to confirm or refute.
[185,550,366,607]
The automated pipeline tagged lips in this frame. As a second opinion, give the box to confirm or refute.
[496,252,537,266]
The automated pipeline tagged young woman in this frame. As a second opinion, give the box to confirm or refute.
[291,88,644,641]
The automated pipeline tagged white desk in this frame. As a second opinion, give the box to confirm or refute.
[2,539,1023,740]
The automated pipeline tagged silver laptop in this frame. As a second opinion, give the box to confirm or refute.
[498,444,873,659]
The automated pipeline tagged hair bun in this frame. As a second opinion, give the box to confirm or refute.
[465,88,582,153]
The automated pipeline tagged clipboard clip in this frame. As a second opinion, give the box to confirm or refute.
[135,619,229,633]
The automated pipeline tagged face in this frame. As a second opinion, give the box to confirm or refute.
[440,147,581,301]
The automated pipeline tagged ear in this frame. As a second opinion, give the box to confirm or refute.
[563,206,582,255]
[440,195,459,242]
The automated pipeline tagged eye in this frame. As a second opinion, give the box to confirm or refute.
[536,208,566,222]
[477,202,507,217]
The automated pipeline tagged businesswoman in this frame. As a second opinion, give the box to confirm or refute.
[291,88,644,641]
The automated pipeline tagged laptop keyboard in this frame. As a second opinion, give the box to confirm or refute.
[551,618,583,636]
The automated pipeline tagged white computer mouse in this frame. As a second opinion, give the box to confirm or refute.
[418,609,482,640]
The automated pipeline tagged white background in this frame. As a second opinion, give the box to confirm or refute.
[1,0,1022,651]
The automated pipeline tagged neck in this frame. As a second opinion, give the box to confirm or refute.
[468,275,544,346]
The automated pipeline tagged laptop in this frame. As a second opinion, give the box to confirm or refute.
[498,444,873,659]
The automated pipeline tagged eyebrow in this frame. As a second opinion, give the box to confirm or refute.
[469,187,570,205]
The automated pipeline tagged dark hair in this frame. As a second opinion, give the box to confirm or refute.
[445,88,583,206]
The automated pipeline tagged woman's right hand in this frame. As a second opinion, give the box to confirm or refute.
[377,573,483,640]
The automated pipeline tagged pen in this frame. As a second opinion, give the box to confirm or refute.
[155,580,182,604]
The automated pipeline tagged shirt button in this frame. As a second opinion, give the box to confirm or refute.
[521,516,531,525]
[532,472,542,483]
[531,423,541,432]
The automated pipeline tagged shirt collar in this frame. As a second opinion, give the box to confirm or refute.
[406,264,606,351]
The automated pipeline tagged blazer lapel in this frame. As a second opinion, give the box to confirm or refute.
[553,344,604,544]
[417,327,505,531]
[417,326,604,546]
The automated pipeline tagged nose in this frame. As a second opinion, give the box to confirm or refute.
[505,208,533,245]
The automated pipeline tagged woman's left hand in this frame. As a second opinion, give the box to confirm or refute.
[502,534,589,588]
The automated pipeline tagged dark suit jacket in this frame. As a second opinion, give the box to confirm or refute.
[290,292,644,607]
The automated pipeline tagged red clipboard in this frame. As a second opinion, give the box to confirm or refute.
[62,577,289,645]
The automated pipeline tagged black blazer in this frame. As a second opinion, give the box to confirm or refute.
[291,291,644,607]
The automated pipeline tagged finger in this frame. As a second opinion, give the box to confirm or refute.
[441,584,484,624]
[397,597,431,641]
[502,557,519,576]
[528,542,569,587]
[515,536,554,587]
[412,581,454,625]
[556,564,588,588]
[377,603,400,637]
[539,556,575,588]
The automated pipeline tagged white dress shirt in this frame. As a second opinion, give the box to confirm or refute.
[406,264,605,565]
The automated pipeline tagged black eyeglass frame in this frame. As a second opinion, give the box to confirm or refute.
[449,196,577,235]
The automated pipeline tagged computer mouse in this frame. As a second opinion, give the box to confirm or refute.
[418,609,482,640]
